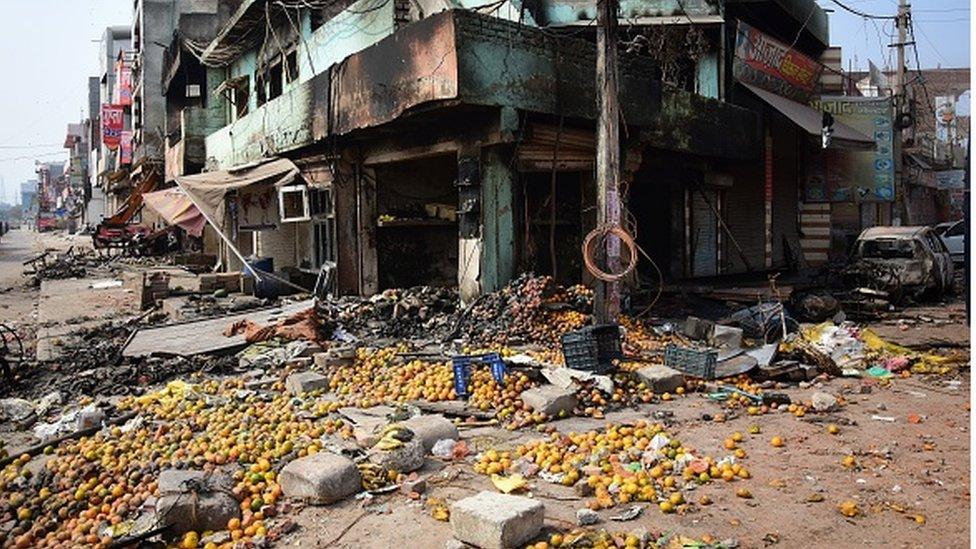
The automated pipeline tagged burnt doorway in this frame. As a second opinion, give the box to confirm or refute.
[519,171,586,286]
[373,154,459,289]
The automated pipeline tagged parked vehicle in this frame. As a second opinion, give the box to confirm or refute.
[847,226,954,299]
[934,220,965,264]
[36,213,57,232]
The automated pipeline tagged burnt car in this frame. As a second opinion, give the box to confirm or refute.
[846,226,954,300]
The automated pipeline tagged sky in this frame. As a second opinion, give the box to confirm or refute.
[0,0,129,206]
[816,0,971,71]
[0,0,970,205]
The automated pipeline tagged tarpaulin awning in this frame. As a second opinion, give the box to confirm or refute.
[742,84,876,150]
[142,187,207,237]
[174,157,299,232]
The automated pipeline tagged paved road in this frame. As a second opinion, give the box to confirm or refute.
[0,228,76,325]
[0,228,37,287]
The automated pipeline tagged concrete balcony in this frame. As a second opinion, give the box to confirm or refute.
[204,78,328,170]
[165,106,225,180]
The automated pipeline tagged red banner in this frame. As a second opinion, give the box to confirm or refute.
[120,130,133,164]
[733,20,823,102]
[101,104,123,150]
[115,58,132,106]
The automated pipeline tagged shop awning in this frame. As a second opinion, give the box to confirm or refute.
[742,84,876,150]
[174,157,299,232]
[142,188,206,237]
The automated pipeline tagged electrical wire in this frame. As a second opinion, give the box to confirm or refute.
[828,0,895,20]
[0,151,67,163]
[582,224,638,283]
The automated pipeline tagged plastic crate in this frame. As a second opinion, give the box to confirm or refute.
[561,324,621,374]
[664,344,717,379]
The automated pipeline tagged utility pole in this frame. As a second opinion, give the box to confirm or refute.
[892,0,909,225]
[594,0,622,323]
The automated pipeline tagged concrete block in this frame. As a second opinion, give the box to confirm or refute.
[635,364,685,394]
[313,345,356,368]
[519,385,578,417]
[279,452,362,504]
[709,325,743,349]
[811,391,838,412]
[682,316,713,340]
[156,470,239,535]
[367,439,425,473]
[450,491,544,549]
[398,414,459,452]
[285,371,330,395]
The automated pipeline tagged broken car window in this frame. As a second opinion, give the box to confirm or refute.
[859,238,916,259]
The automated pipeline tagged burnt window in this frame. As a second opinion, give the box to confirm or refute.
[278,185,310,222]
[859,239,916,259]
[310,9,325,31]
[254,71,266,107]
[231,77,249,119]
[310,187,336,270]
[268,62,283,100]
[286,50,299,83]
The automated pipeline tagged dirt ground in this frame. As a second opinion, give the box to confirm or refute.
[0,228,969,549]
[284,303,971,548]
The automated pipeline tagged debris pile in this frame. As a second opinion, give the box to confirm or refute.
[458,274,592,347]
[319,285,459,340]
[3,320,238,400]
[22,249,89,287]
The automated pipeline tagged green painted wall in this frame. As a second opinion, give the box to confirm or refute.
[480,147,515,293]
[300,0,395,80]
[209,0,397,167]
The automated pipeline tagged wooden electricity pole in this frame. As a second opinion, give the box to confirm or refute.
[893,0,909,224]
[594,0,622,323]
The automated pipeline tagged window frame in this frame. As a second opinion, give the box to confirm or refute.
[278,184,311,223]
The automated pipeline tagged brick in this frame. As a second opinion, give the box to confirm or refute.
[519,385,577,417]
[635,364,685,393]
[450,491,544,549]
[398,414,459,452]
[285,371,330,395]
[279,452,361,504]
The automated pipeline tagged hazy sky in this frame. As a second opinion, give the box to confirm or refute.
[0,0,969,205]
[816,0,970,71]
[0,0,129,205]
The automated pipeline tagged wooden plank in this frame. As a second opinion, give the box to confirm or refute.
[121,300,315,358]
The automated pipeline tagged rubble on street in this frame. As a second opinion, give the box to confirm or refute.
[0,263,969,549]
[0,0,971,546]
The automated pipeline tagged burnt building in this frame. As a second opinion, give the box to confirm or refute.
[146,0,880,300]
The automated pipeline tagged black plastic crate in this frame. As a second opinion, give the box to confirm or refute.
[664,344,717,379]
[561,324,621,373]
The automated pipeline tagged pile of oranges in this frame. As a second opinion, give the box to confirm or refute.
[474,421,752,514]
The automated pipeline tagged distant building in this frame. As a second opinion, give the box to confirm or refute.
[851,67,970,224]
[20,181,37,228]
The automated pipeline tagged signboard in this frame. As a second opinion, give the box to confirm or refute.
[805,96,895,202]
[120,131,133,165]
[934,169,965,190]
[115,59,133,107]
[733,20,823,102]
[935,96,955,143]
[101,104,123,150]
